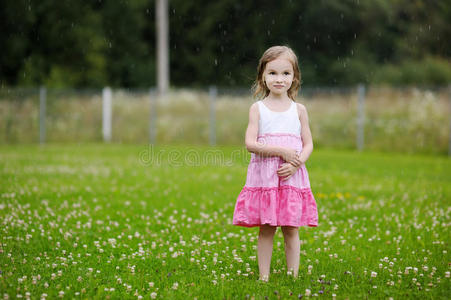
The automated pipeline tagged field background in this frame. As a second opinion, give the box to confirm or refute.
[0,144,450,299]
[1,87,450,155]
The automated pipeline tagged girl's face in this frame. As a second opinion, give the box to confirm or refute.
[263,55,294,97]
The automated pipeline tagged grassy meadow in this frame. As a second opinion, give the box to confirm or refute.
[1,87,450,154]
[0,144,450,299]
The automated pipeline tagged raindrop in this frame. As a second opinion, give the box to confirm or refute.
[146,9,150,15]
[223,30,227,36]
[214,59,218,66]
[267,30,271,36]
[109,42,112,48]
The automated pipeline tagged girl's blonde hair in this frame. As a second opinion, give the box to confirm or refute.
[252,45,301,101]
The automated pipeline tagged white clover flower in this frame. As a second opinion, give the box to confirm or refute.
[150,292,157,299]
[172,282,178,290]
[305,289,311,296]
[371,271,377,278]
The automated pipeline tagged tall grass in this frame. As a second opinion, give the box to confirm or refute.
[0,87,449,154]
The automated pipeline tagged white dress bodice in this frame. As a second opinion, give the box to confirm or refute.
[257,100,301,136]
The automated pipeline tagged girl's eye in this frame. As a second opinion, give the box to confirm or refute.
[284,72,290,75]
[269,72,275,75]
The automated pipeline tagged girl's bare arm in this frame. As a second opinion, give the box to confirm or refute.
[296,103,313,164]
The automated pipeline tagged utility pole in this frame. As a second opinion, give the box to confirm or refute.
[156,0,169,95]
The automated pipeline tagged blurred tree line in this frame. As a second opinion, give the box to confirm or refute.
[1,0,450,88]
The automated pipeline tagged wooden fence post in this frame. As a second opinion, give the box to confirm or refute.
[448,85,451,156]
[209,86,217,146]
[102,87,112,142]
[39,86,46,144]
[357,84,365,151]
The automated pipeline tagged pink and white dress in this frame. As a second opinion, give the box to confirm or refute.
[232,100,318,227]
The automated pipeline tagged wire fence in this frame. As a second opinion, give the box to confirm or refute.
[0,85,450,155]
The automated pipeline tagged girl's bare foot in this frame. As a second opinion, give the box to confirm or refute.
[259,274,269,282]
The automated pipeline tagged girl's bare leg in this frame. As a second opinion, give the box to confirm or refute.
[257,224,277,281]
[281,226,300,277]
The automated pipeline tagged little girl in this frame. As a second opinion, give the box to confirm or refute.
[232,45,318,282]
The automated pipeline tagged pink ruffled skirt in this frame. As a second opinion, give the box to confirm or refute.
[233,133,318,227]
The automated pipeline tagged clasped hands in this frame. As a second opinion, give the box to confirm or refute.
[277,148,303,181]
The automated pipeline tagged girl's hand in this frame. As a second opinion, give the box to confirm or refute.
[277,163,299,181]
[281,148,303,168]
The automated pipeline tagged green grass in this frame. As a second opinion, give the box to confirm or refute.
[0,144,450,299]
